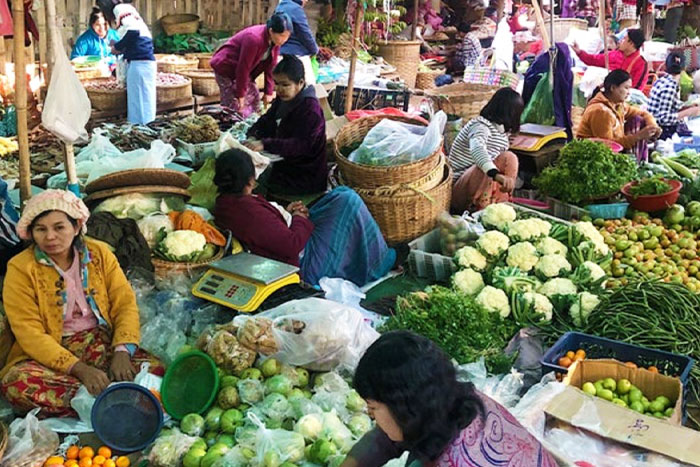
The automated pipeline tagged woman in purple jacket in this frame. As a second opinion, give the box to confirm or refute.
[210,13,293,116]
[244,55,327,196]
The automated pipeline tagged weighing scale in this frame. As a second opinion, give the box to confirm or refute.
[510,124,567,152]
[192,252,301,312]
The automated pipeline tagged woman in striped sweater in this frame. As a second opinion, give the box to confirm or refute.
[448,88,524,213]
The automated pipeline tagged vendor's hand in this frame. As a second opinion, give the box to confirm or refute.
[263,94,274,106]
[571,42,582,55]
[494,174,515,193]
[243,139,264,152]
[71,362,110,396]
[637,126,660,141]
[237,96,246,109]
[286,201,304,212]
[290,203,309,218]
[109,351,136,382]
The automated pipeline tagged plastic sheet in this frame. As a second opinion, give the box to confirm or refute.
[1,409,60,467]
[456,358,524,409]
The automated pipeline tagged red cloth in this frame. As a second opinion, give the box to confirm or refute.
[210,25,279,98]
[345,108,428,123]
[214,194,314,266]
[577,49,649,90]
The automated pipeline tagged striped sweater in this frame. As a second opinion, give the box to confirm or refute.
[448,116,510,182]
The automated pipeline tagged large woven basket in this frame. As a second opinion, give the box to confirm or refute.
[334,115,443,189]
[552,18,588,42]
[424,82,499,121]
[344,154,447,196]
[160,14,199,36]
[359,164,452,244]
[83,78,127,111]
[415,68,445,90]
[152,246,224,280]
[75,67,104,80]
[157,77,193,103]
[186,53,214,70]
[179,69,218,96]
[376,40,421,88]
[156,55,199,73]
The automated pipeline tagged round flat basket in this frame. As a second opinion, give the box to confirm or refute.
[156,54,199,73]
[83,78,126,111]
[157,76,193,103]
[152,245,224,280]
[424,82,499,121]
[85,169,192,194]
[334,115,443,189]
[186,52,213,70]
[376,40,422,88]
[160,14,199,36]
[84,185,191,205]
[359,164,452,244]
[178,69,218,96]
[552,18,588,42]
[415,68,445,90]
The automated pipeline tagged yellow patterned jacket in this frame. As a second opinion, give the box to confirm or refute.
[0,238,140,378]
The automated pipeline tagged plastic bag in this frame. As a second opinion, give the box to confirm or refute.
[234,298,380,373]
[522,72,555,126]
[137,214,174,249]
[85,140,176,184]
[456,358,524,408]
[70,386,96,428]
[199,325,256,374]
[212,446,250,467]
[348,111,447,166]
[218,132,271,178]
[1,409,60,467]
[147,428,197,467]
[75,131,122,162]
[491,18,514,71]
[437,212,483,256]
[248,413,307,465]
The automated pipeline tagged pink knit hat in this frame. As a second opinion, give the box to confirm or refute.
[16,189,90,240]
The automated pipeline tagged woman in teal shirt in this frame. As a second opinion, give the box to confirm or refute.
[71,8,119,67]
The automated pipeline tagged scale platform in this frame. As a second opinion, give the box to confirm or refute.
[511,123,567,153]
[192,252,302,312]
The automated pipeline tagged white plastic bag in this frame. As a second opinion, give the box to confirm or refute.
[235,298,380,372]
[491,18,514,72]
[248,413,306,465]
[217,132,270,178]
[85,140,176,184]
[70,386,96,428]
[75,131,123,162]
[1,409,60,467]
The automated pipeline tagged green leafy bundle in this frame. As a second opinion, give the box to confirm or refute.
[154,32,227,54]
[533,140,637,205]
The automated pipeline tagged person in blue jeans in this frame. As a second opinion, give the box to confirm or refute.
[275,0,319,84]
[70,8,119,70]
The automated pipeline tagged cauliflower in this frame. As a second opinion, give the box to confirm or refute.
[480,203,516,231]
[522,292,553,322]
[453,268,485,296]
[538,278,577,298]
[476,231,510,258]
[455,246,487,271]
[155,229,208,262]
[581,261,606,282]
[535,254,572,279]
[508,219,551,242]
[570,291,600,327]
[575,221,610,256]
[506,242,539,272]
[475,286,511,318]
[536,237,568,256]
[137,214,174,249]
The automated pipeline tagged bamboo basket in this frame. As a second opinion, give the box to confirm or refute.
[152,246,225,280]
[376,40,422,88]
[157,77,193,103]
[334,115,443,189]
[156,55,199,73]
[344,155,447,196]
[552,18,588,43]
[186,53,214,70]
[160,14,200,36]
[424,82,499,121]
[83,79,127,111]
[179,69,218,96]
[74,67,103,80]
[359,164,452,243]
[415,68,445,90]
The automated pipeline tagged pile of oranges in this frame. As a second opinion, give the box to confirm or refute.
[43,446,131,467]
[557,348,587,369]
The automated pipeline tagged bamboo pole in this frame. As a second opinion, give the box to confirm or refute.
[345,1,364,115]
[600,0,609,70]
[45,0,58,85]
[411,0,418,40]
[13,0,30,206]
[531,0,550,50]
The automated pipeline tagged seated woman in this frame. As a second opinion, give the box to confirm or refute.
[0,190,162,417]
[449,88,524,213]
[341,331,557,467]
[214,149,401,287]
[244,55,327,197]
[577,69,661,162]
[70,8,119,68]
[648,51,700,140]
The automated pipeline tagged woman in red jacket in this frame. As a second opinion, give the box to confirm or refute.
[210,13,293,116]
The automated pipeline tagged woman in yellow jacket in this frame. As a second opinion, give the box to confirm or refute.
[0,190,162,417]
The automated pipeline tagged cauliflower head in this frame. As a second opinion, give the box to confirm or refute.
[481,203,516,231]
[506,242,539,272]
[536,254,572,279]
[538,278,577,298]
[575,221,610,256]
[455,246,487,271]
[570,291,600,327]
[508,219,551,242]
[161,230,207,260]
[522,292,553,322]
[476,286,511,318]
[453,268,485,296]
[476,230,510,258]
[536,237,568,257]
[582,261,606,282]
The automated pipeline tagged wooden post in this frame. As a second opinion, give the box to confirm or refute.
[600,0,609,70]
[345,0,364,115]
[531,0,551,50]
[13,0,30,206]
[411,0,419,40]
[45,0,58,85]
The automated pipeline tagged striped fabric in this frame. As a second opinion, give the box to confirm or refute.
[448,116,510,182]
[0,179,19,249]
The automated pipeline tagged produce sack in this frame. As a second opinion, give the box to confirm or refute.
[348,111,447,166]
[438,212,483,256]
[248,413,306,466]
[521,72,555,126]
[234,298,379,372]
[1,409,59,467]
[147,428,198,467]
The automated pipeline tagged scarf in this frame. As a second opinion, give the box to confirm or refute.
[275,85,317,122]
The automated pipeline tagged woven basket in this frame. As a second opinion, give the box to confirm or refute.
[424,82,499,121]
[334,115,443,189]
[359,164,452,244]
[179,69,218,96]
[85,169,192,194]
[153,246,224,280]
[186,53,214,70]
[160,14,199,36]
[83,78,127,111]
[157,77,193,103]
[75,67,103,80]
[343,154,447,196]
[156,55,199,73]
[552,18,588,43]
[415,68,445,90]
[376,40,421,88]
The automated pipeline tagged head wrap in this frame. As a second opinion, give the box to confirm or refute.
[16,190,90,240]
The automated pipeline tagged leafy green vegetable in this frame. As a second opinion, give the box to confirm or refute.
[628,175,672,197]
[154,32,226,54]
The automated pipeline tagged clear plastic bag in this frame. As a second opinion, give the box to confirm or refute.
[348,111,447,166]
[147,428,198,467]
[217,132,271,178]
[85,140,175,184]
[70,386,96,428]
[1,409,60,467]
[456,358,524,408]
[234,298,380,373]
[75,131,122,162]
[248,413,307,465]
[212,446,250,467]
[437,212,483,256]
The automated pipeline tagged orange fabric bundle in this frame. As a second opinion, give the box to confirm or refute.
[169,210,226,246]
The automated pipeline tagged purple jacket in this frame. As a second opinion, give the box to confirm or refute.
[210,25,278,98]
[248,90,328,194]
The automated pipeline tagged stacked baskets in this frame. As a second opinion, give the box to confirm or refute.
[160,14,200,36]
[424,82,500,121]
[335,115,452,243]
[376,40,422,88]
[157,74,193,103]
[83,78,126,112]
[178,70,218,96]
[415,68,446,90]
[186,52,214,70]
[155,54,199,73]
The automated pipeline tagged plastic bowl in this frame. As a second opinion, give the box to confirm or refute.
[621,179,682,212]
[589,138,624,153]
[161,350,219,420]
[92,383,164,452]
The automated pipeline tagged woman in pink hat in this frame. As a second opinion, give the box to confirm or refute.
[0,190,162,417]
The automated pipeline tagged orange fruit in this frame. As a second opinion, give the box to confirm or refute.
[648,366,659,373]
[558,356,573,368]
[67,446,80,460]
[625,361,638,369]
[104,460,116,467]
[66,461,79,467]
[93,455,106,465]
[79,447,95,459]
[45,456,65,466]
[565,350,575,360]
[575,349,586,361]
[97,447,112,459]
[79,458,93,467]
[115,457,130,467]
